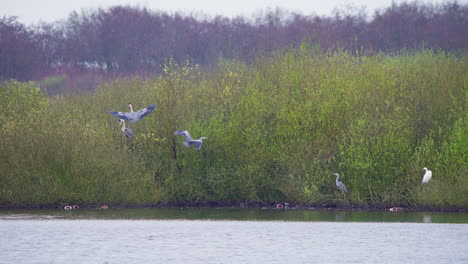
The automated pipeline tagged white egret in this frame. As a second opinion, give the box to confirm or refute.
[174,130,207,150]
[332,173,349,193]
[109,103,156,122]
[422,167,432,184]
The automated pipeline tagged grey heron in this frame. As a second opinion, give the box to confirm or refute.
[109,103,156,122]
[332,173,349,193]
[174,130,207,150]
[119,119,135,138]
[422,167,432,184]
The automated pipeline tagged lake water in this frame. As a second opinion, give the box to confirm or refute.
[1,208,467,263]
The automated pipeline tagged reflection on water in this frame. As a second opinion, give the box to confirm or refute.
[0,208,466,223]
[423,214,433,223]
[334,210,347,222]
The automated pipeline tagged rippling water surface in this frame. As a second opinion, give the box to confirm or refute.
[1,208,467,263]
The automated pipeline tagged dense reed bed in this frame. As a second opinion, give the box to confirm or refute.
[0,49,466,208]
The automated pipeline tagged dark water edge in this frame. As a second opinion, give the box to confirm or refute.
[1,200,467,213]
[1,203,467,223]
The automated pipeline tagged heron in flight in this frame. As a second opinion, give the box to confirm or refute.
[174,130,207,150]
[119,119,135,138]
[109,103,156,122]
[422,167,432,184]
[332,173,349,193]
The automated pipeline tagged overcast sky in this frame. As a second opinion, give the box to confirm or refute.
[1,0,463,25]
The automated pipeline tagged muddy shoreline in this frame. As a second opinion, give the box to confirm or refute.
[1,201,467,213]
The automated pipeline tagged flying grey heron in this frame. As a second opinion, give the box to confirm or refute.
[422,167,432,184]
[332,173,349,193]
[119,119,135,138]
[109,103,156,122]
[174,130,207,150]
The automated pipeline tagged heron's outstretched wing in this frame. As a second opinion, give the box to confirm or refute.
[109,104,155,122]
[134,105,156,120]
[174,130,193,141]
[338,182,349,193]
[109,111,131,120]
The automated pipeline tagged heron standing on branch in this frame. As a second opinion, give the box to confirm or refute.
[332,173,349,193]
[174,130,207,151]
[109,103,156,122]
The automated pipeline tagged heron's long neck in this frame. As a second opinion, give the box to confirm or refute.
[336,174,340,184]
[129,105,134,112]
[121,121,126,132]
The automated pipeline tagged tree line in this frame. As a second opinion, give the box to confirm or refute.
[0,1,466,81]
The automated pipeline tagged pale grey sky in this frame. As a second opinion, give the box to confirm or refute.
[1,0,462,25]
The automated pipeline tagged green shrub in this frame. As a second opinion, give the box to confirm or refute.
[1,49,466,208]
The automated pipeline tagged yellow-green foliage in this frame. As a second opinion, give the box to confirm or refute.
[0,49,466,208]
[0,80,159,206]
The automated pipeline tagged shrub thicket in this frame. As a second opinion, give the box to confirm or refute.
[0,49,466,208]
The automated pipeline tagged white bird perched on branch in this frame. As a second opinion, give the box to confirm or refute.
[109,103,156,122]
[332,173,349,193]
[174,130,207,151]
[422,167,432,184]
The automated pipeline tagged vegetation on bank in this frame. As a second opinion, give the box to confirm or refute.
[0,49,466,208]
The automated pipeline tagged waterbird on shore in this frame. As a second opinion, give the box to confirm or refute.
[109,103,156,122]
[119,119,135,138]
[64,205,79,210]
[332,173,349,193]
[174,130,207,150]
[422,167,432,184]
